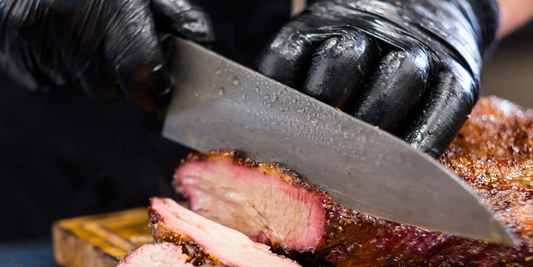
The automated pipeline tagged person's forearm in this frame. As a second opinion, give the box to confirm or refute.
[496,0,533,36]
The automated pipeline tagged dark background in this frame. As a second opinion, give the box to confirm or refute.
[0,72,191,240]
[483,22,533,108]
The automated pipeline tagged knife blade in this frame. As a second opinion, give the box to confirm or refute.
[163,38,517,245]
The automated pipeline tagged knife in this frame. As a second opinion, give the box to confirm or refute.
[162,38,517,245]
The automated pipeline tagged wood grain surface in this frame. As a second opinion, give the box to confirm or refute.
[52,207,153,267]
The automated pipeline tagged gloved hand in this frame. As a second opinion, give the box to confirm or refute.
[258,0,499,157]
[0,0,213,117]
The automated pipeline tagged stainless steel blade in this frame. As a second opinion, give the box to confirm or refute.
[163,38,517,245]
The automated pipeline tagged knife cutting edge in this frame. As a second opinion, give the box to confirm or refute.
[162,38,517,245]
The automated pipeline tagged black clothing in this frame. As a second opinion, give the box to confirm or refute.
[0,0,291,241]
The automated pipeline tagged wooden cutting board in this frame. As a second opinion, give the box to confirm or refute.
[52,207,155,267]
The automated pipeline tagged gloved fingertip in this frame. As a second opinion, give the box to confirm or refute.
[395,70,475,158]
[151,0,215,43]
[177,9,215,43]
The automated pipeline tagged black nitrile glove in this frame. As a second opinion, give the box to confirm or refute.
[258,0,499,157]
[0,0,213,117]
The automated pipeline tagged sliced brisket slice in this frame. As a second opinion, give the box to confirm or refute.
[149,197,302,267]
[117,242,199,267]
[174,97,533,267]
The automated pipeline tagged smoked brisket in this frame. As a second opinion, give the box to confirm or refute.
[149,197,302,267]
[118,242,200,267]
